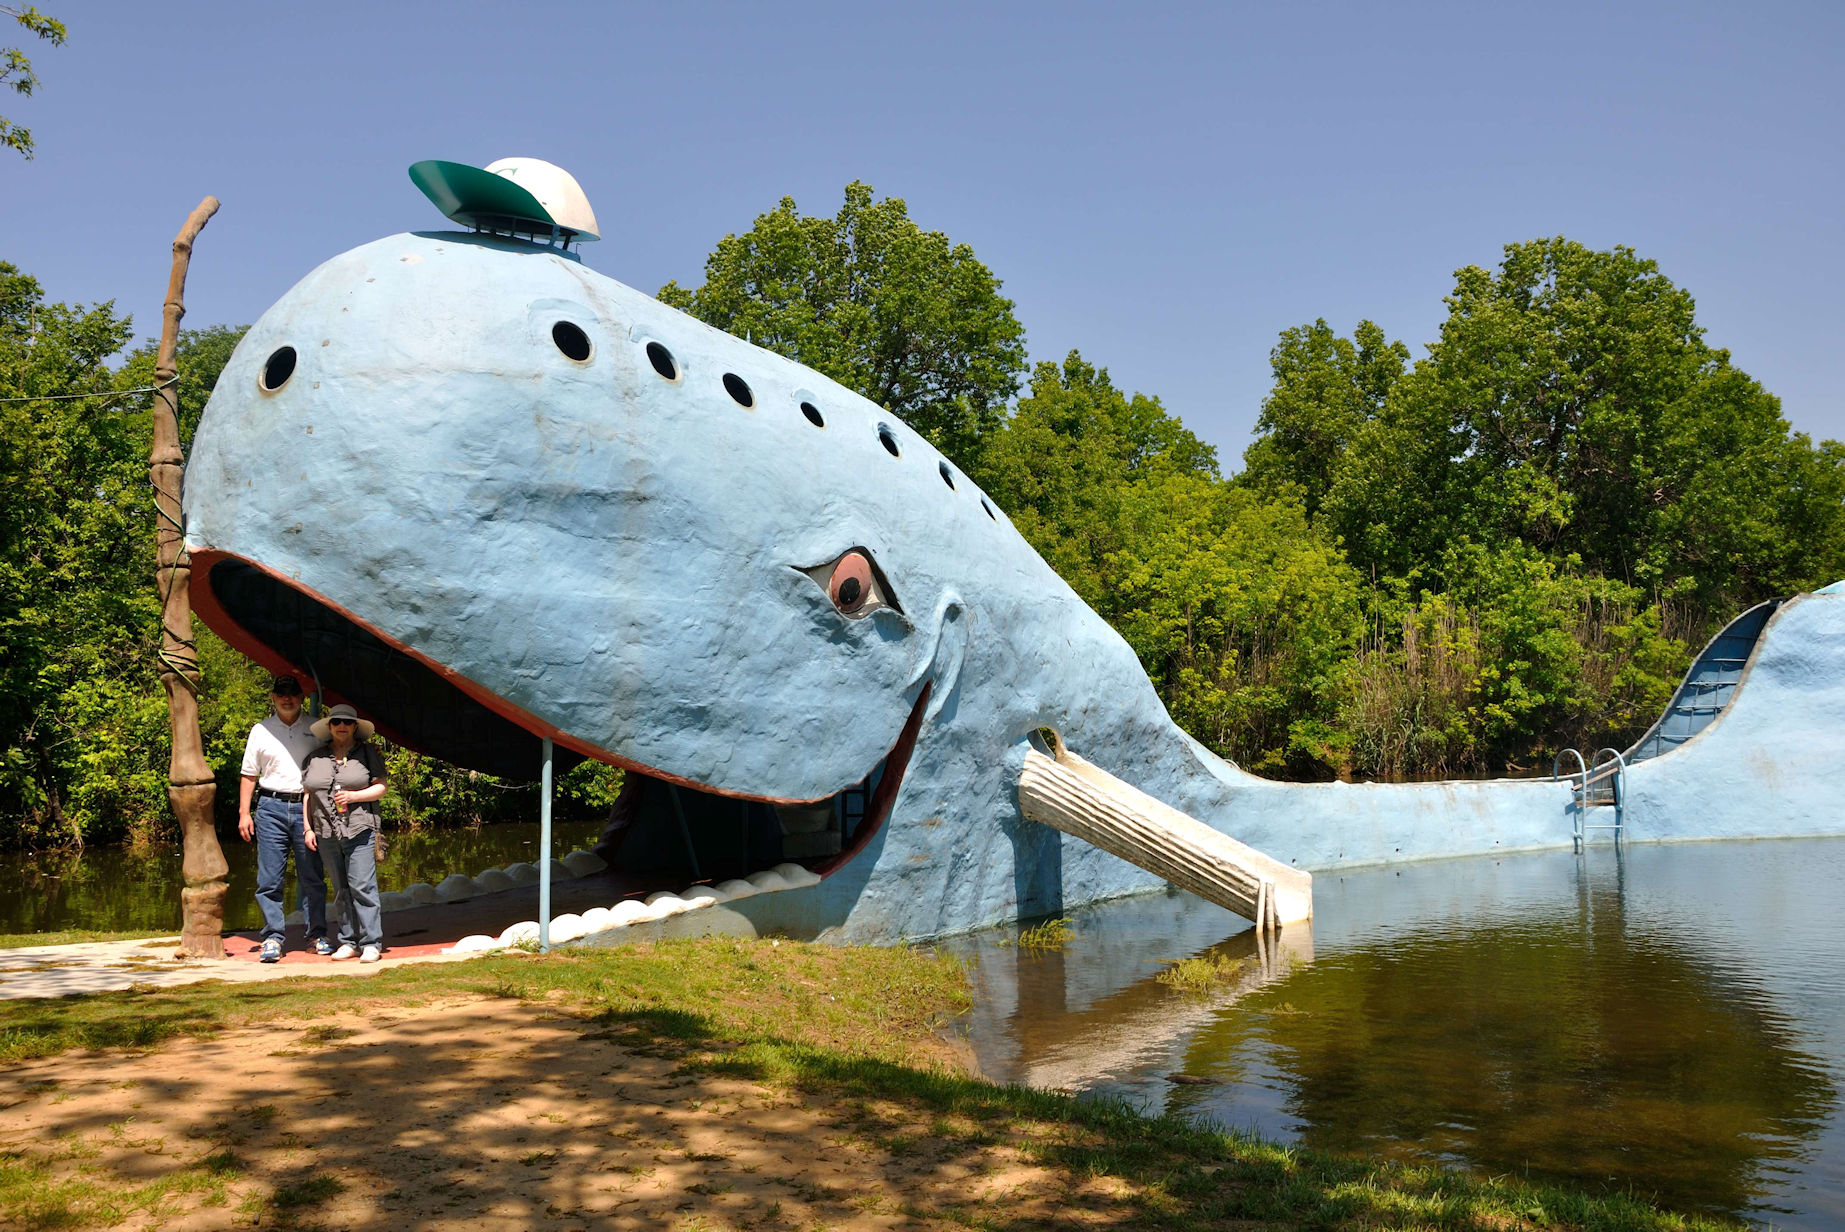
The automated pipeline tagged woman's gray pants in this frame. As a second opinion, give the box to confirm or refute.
[323,829,383,949]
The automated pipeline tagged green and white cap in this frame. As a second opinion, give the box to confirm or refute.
[409,157,600,243]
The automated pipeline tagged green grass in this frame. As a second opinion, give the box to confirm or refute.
[0,928,179,949]
[0,939,1747,1231]
[1155,951,1251,993]
[1015,916,1075,950]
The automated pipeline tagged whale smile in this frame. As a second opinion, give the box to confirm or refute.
[192,550,929,910]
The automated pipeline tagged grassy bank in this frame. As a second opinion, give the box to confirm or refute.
[0,939,1741,1231]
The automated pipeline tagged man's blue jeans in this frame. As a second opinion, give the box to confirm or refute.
[254,794,327,942]
[322,829,384,950]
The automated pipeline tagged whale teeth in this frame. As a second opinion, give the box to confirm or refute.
[379,890,414,913]
[497,920,540,948]
[473,868,516,894]
[405,882,440,905]
[606,900,654,926]
[435,873,479,902]
[547,913,587,943]
[437,863,825,956]
[562,849,608,876]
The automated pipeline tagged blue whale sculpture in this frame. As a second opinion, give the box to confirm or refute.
[184,211,1845,943]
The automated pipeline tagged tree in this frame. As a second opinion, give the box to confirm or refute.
[0,262,148,845]
[2,4,65,159]
[1239,318,1407,517]
[659,182,1027,468]
[1281,238,1845,617]
[973,351,1215,606]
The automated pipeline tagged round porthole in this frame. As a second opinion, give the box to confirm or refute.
[646,341,678,380]
[723,373,754,408]
[878,426,900,457]
[938,461,956,490]
[800,401,825,427]
[552,321,592,362]
[260,346,297,392]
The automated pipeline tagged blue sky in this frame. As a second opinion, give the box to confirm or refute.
[4,1,1841,463]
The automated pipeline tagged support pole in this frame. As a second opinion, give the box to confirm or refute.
[151,196,228,959]
[539,736,553,953]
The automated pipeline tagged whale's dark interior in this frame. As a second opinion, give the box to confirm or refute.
[205,557,895,886]
[208,559,577,780]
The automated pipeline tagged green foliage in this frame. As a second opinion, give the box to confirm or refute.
[659,182,1028,469]
[1305,238,1845,611]
[1237,238,1844,778]
[0,261,152,845]
[978,354,1359,776]
[0,4,65,159]
[378,747,621,830]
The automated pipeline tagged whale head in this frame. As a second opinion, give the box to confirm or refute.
[185,228,1176,936]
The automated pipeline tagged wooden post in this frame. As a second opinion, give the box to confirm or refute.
[151,196,228,959]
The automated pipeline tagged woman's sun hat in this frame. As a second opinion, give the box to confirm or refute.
[311,703,376,742]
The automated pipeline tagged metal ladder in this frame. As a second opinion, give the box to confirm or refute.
[1553,747,1625,850]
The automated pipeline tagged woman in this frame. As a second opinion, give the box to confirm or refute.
[301,704,389,963]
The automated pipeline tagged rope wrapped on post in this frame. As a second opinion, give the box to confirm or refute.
[1018,737,1311,928]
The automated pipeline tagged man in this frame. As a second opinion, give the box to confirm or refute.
[238,675,330,961]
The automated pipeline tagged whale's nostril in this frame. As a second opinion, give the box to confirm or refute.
[939,462,955,490]
[800,401,824,427]
[551,321,592,362]
[260,346,297,392]
[878,426,900,457]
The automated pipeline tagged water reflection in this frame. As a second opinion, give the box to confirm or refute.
[0,820,605,935]
[946,840,1845,1229]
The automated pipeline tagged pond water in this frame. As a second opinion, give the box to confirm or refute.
[944,839,1845,1230]
[0,819,606,935]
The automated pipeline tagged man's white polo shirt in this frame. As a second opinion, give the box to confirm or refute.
[240,714,319,793]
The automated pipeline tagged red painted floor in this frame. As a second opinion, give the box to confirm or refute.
[222,868,679,962]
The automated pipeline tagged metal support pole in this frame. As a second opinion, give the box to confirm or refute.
[539,736,553,953]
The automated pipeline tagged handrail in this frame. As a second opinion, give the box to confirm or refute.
[1552,748,1590,850]
[1590,747,1627,842]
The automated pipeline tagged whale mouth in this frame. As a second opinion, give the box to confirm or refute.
[191,552,923,892]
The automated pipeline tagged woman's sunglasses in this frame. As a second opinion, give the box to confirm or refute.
[329,719,357,727]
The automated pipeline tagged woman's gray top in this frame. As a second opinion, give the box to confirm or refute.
[302,741,387,839]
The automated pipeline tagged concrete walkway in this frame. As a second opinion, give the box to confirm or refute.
[0,935,479,1000]
[0,868,647,1001]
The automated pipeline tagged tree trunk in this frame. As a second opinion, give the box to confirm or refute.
[151,197,228,959]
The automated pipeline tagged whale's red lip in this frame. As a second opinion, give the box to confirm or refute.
[190,549,924,880]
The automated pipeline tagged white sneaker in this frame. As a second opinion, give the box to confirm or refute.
[330,943,358,960]
[358,945,382,964]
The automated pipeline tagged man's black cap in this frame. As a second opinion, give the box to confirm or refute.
[269,675,304,696]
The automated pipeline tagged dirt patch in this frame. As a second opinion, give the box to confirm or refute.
[0,994,1139,1230]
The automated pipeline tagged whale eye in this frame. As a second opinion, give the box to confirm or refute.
[800,549,898,619]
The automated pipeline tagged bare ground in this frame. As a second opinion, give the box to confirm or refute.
[0,994,1141,1231]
